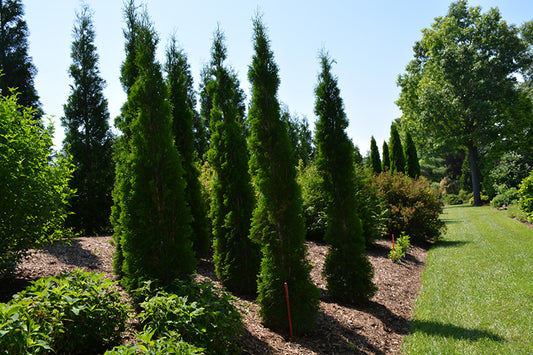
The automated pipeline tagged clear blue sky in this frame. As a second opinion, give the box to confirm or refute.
[24,0,532,154]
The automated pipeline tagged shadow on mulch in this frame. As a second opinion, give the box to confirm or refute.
[42,239,102,270]
[0,277,33,303]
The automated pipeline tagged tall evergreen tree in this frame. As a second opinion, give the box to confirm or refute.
[111,0,140,278]
[207,28,260,295]
[382,141,390,171]
[315,52,376,304]
[248,16,319,334]
[117,14,196,291]
[0,0,41,115]
[389,123,405,173]
[369,136,382,174]
[62,5,114,235]
[404,131,420,178]
[165,36,210,257]
[282,106,314,166]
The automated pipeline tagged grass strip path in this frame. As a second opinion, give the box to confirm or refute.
[402,205,533,354]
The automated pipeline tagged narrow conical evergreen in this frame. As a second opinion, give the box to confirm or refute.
[165,36,210,257]
[111,0,140,278]
[382,141,390,172]
[248,16,319,334]
[404,131,420,178]
[0,0,41,115]
[369,136,382,174]
[315,52,376,304]
[207,28,260,295]
[62,4,114,235]
[389,123,405,174]
[116,14,196,291]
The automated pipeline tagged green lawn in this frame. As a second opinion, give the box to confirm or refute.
[402,205,533,354]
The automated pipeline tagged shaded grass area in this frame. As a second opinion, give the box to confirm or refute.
[402,205,533,354]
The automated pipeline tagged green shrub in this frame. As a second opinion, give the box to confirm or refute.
[444,194,463,205]
[468,194,490,205]
[490,187,519,208]
[507,203,530,223]
[389,233,411,263]
[458,189,473,203]
[1,270,130,354]
[136,280,242,354]
[518,170,533,222]
[105,330,204,355]
[297,161,328,242]
[373,172,445,243]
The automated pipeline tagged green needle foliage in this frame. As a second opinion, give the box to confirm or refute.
[315,52,376,304]
[62,4,115,235]
[207,28,260,295]
[165,36,210,257]
[248,15,319,334]
[369,136,382,174]
[389,123,405,174]
[404,131,420,178]
[116,14,196,291]
[382,141,390,172]
[0,0,41,116]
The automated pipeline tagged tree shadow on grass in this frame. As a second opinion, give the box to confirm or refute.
[43,239,101,270]
[433,240,470,248]
[410,320,505,342]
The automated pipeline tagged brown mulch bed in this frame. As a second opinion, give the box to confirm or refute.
[1,237,428,354]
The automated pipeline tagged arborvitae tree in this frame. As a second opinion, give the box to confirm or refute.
[111,0,140,278]
[404,131,420,178]
[282,106,314,166]
[369,136,382,174]
[207,28,260,295]
[389,123,405,173]
[0,0,41,115]
[117,15,196,291]
[354,144,363,165]
[248,16,319,334]
[62,5,114,235]
[315,52,376,304]
[382,141,390,171]
[165,36,210,257]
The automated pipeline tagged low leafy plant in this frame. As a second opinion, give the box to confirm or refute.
[1,269,130,354]
[389,233,411,263]
[136,280,243,354]
[468,194,490,206]
[490,187,519,208]
[458,189,473,204]
[105,330,204,355]
[507,203,530,223]
[444,194,463,205]
[518,170,533,222]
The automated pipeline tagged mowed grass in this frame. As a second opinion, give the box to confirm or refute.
[402,205,533,354]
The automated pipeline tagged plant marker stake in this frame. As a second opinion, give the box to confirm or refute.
[284,282,294,340]
[392,234,395,251]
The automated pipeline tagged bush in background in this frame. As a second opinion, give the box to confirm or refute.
[444,194,463,205]
[373,172,445,243]
[518,170,533,222]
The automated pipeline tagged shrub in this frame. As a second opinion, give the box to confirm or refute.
[507,203,530,223]
[373,172,445,243]
[136,280,242,354]
[444,194,463,205]
[458,189,473,203]
[1,270,130,354]
[468,194,490,206]
[298,161,328,241]
[518,170,533,222]
[0,94,74,275]
[490,187,519,208]
[485,151,531,198]
[105,330,204,355]
[389,233,411,263]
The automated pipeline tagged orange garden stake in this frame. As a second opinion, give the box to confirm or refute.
[284,282,294,339]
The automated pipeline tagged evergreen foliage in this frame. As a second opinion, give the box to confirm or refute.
[382,141,390,171]
[404,131,420,178]
[0,0,41,115]
[165,36,210,257]
[282,106,314,166]
[0,94,74,275]
[459,150,472,192]
[389,123,405,173]
[62,5,114,235]
[369,136,382,174]
[248,16,319,334]
[314,51,376,304]
[115,14,196,291]
[206,28,260,295]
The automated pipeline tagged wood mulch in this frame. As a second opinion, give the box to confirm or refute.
[0,237,428,354]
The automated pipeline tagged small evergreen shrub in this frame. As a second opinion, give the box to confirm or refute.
[444,194,463,205]
[1,270,130,354]
[518,170,533,222]
[105,330,204,355]
[373,172,445,243]
[389,233,411,263]
[136,280,243,354]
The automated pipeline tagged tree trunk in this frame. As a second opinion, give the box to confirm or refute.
[467,144,481,206]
